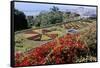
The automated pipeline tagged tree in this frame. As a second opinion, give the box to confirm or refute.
[26,16,34,27]
[49,6,63,24]
[50,6,59,12]
[14,9,28,31]
[33,6,63,27]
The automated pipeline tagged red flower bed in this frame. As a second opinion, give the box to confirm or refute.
[15,40,57,66]
[24,30,39,34]
[27,34,41,40]
[46,34,58,39]
[15,33,88,66]
[45,46,77,64]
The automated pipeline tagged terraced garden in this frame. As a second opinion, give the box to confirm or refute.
[15,20,97,66]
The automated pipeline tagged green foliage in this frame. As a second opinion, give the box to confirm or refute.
[14,9,28,31]
[26,6,80,28]
[32,6,63,27]
[50,6,59,12]
[26,16,34,27]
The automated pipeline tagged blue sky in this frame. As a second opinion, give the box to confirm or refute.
[15,2,96,16]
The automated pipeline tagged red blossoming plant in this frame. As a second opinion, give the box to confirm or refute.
[15,33,88,66]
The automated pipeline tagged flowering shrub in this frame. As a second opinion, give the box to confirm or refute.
[15,33,88,66]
